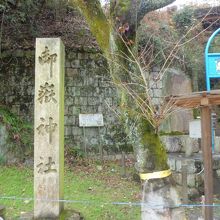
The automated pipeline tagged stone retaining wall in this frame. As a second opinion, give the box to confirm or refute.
[0,50,122,154]
[162,135,220,197]
[0,50,196,156]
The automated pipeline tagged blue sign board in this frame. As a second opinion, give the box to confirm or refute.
[206,54,220,76]
[205,28,220,91]
[205,28,220,153]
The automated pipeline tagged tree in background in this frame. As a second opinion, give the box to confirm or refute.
[69,0,190,219]
[139,7,206,91]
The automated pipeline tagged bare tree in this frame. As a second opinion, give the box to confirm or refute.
[68,1,194,219]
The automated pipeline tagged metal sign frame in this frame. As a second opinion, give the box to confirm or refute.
[205,27,220,91]
[205,28,220,153]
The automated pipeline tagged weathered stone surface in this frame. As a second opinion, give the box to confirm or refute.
[64,116,75,125]
[149,79,157,89]
[72,127,83,136]
[160,136,182,152]
[167,157,176,170]
[0,48,120,154]
[180,159,197,174]
[213,158,220,170]
[0,124,21,164]
[142,177,186,220]
[188,188,200,199]
[0,124,8,160]
[216,169,220,177]
[160,68,193,133]
[34,38,65,218]
[180,136,200,155]
[153,88,162,97]
[214,136,220,153]
[173,172,199,188]
[160,135,200,155]
[187,174,196,187]
[88,97,99,106]
[66,68,79,77]
[71,60,80,68]
[175,159,182,172]
[151,97,161,105]
[195,174,204,187]
[65,126,72,136]
[172,173,182,185]
[79,97,87,106]
[168,153,220,197]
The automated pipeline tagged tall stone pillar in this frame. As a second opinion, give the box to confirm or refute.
[34,38,65,218]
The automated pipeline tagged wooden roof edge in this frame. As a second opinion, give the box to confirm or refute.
[165,90,220,109]
[166,90,220,100]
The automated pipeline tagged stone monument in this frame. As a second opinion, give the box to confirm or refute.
[160,68,193,133]
[34,38,65,218]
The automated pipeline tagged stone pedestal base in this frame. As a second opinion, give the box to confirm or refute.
[0,205,5,218]
[20,210,83,220]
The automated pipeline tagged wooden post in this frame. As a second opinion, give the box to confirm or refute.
[166,91,220,220]
[98,126,103,163]
[83,126,87,157]
[181,163,188,204]
[121,151,126,178]
[201,106,213,220]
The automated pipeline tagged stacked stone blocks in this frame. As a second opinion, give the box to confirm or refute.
[0,50,119,153]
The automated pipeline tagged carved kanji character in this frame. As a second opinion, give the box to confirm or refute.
[36,117,57,143]
[36,157,57,174]
[38,82,57,104]
[38,46,57,78]
[44,157,57,173]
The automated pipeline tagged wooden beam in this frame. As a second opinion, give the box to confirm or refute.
[166,90,220,109]
[201,106,213,220]
[201,97,209,106]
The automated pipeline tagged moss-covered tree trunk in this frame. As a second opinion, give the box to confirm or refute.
[70,0,186,219]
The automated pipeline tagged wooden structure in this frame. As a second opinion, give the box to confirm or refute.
[168,90,220,220]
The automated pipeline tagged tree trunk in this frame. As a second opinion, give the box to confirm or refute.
[70,1,187,219]
[127,118,186,219]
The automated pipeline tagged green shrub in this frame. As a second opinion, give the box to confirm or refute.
[0,106,33,161]
[173,6,195,31]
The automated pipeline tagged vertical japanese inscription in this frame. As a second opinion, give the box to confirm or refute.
[34,38,64,218]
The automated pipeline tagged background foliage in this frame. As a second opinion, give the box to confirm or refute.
[0,106,33,163]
